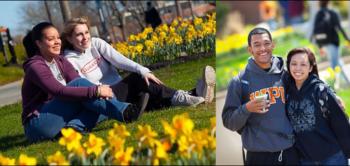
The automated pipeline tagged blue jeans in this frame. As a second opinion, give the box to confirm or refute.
[323,44,350,84]
[24,78,129,142]
[301,151,348,165]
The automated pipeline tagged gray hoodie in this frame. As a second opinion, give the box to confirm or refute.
[63,38,150,85]
[222,56,294,152]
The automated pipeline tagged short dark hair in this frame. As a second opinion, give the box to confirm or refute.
[247,27,272,46]
[286,47,319,77]
[320,0,329,8]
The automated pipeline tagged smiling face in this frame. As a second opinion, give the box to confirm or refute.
[289,53,313,87]
[248,33,275,69]
[35,27,61,59]
[67,24,91,52]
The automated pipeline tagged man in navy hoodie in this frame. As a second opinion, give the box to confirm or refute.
[222,27,299,165]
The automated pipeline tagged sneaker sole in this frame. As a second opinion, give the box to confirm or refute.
[203,66,216,103]
[138,93,149,115]
[191,97,205,107]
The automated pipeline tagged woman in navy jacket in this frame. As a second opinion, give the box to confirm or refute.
[285,47,350,165]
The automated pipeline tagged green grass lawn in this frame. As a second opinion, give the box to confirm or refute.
[0,44,26,85]
[0,55,215,164]
[337,88,350,116]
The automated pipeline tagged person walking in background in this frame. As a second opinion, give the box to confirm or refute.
[222,27,299,165]
[284,47,350,165]
[145,1,162,29]
[259,1,279,30]
[21,22,144,142]
[312,0,350,87]
[61,17,215,111]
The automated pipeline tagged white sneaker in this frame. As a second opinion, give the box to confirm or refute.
[196,65,215,103]
[171,90,205,107]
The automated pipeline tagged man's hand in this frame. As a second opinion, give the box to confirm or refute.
[245,98,271,114]
[144,72,163,86]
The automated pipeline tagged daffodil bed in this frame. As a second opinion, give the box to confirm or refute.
[0,55,216,165]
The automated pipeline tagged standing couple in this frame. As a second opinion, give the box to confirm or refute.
[223,27,350,165]
[21,17,215,142]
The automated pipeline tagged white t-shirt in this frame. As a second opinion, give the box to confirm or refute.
[45,59,67,86]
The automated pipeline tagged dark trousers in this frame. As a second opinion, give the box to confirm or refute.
[246,146,300,165]
[111,73,177,110]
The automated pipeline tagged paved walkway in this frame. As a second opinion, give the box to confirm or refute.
[0,80,22,107]
[216,57,350,165]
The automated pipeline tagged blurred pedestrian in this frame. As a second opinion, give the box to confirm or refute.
[259,1,279,30]
[145,1,162,29]
[312,0,350,86]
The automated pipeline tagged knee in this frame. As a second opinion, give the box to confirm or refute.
[67,78,94,87]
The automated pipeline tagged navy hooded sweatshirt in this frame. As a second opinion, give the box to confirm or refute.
[285,74,350,161]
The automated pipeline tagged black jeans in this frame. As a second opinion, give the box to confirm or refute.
[246,146,300,165]
[111,73,177,110]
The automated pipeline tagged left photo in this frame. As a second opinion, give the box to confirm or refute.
[0,1,216,165]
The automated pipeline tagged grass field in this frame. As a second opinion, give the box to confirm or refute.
[0,55,216,164]
[0,44,26,85]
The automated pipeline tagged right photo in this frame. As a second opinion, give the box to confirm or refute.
[216,1,350,165]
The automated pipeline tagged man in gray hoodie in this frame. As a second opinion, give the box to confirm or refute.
[222,27,299,165]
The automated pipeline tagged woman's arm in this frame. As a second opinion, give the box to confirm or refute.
[323,86,350,157]
[27,61,97,100]
[93,38,151,76]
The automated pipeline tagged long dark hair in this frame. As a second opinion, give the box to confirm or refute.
[22,22,55,58]
[286,47,319,77]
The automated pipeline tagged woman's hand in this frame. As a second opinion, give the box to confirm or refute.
[98,85,114,99]
[144,72,163,86]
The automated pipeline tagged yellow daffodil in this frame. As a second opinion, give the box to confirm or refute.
[171,19,179,27]
[83,134,106,157]
[145,40,155,49]
[108,135,125,153]
[161,120,177,142]
[114,147,134,165]
[109,123,130,139]
[135,44,144,53]
[47,151,69,165]
[334,66,341,74]
[194,17,203,26]
[177,135,191,158]
[128,35,136,42]
[18,154,37,166]
[136,125,158,148]
[172,113,194,135]
[59,128,82,152]
[0,154,15,165]
[210,117,216,131]
[207,135,216,150]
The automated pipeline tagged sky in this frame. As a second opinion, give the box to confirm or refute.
[0,1,28,36]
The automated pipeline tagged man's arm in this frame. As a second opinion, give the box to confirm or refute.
[222,77,251,132]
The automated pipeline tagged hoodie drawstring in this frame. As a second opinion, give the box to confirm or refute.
[278,150,283,162]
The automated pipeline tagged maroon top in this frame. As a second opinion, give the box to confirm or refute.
[21,55,98,124]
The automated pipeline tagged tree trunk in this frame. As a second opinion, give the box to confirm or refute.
[44,1,53,22]
[189,0,195,19]
[175,0,182,18]
[59,1,71,22]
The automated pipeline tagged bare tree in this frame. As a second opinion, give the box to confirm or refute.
[120,1,146,30]
[18,1,64,33]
